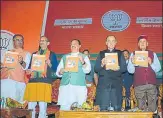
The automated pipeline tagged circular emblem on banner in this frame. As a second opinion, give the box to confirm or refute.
[101,10,130,32]
[0,30,14,62]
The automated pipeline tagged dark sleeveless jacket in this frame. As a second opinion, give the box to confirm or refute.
[95,49,127,88]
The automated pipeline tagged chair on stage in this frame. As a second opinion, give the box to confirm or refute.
[86,84,96,107]
[121,85,138,110]
[157,84,163,117]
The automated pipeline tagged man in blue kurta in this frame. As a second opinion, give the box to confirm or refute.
[24,36,58,118]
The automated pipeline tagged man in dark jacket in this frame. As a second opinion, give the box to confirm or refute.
[94,35,127,111]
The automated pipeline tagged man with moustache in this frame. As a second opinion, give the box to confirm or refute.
[94,35,127,111]
[122,49,133,109]
[1,34,31,103]
[24,36,58,118]
[56,39,91,110]
[82,49,98,86]
[127,35,161,112]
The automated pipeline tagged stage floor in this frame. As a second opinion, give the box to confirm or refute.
[56,111,154,118]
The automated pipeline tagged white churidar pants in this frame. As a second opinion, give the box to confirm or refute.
[1,79,26,103]
[28,102,47,118]
[57,84,87,110]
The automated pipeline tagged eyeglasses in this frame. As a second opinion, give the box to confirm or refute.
[13,39,23,42]
[107,40,116,44]
[40,40,48,42]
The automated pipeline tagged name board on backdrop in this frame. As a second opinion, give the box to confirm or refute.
[54,18,92,29]
[136,17,162,24]
[136,17,162,28]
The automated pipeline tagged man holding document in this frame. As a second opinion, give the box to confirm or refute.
[1,34,31,103]
[94,35,127,111]
[127,35,161,112]
[56,39,91,110]
[24,36,58,118]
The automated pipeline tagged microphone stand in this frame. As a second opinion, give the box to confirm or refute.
[107,84,114,111]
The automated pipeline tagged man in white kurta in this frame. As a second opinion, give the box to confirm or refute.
[56,39,91,110]
[1,34,31,103]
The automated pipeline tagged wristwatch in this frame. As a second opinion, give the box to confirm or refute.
[20,61,24,65]
[82,61,85,65]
